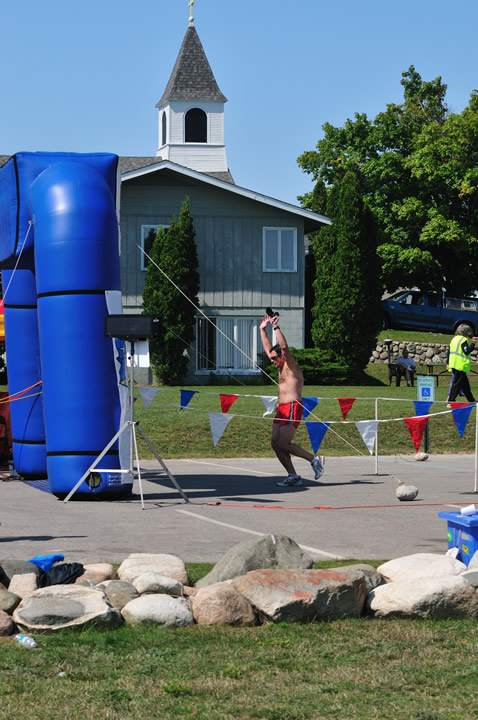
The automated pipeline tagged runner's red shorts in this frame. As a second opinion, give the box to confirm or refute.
[273,401,303,429]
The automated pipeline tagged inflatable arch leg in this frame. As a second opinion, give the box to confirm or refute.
[0,152,132,498]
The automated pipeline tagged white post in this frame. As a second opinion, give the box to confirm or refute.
[375,398,379,475]
[474,404,478,493]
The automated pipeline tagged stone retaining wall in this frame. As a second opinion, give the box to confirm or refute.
[370,341,478,365]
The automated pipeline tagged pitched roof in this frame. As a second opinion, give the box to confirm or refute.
[156,25,227,107]
[122,160,331,233]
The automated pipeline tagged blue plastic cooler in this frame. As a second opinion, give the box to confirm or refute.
[437,511,478,566]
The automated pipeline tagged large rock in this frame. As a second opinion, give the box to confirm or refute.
[76,563,116,585]
[232,567,368,623]
[331,564,385,593]
[13,585,122,632]
[121,595,193,627]
[0,560,43,588]
[0,609,15,636]
[378,554,466,582]
[0,588,21,614]
[95,580,139,610]
[132,573,183,596]
[196,535,313,588]
[367,575,478,619]
[117,554,189,586]
[8,573,38,599]
[395,483,419,501]
[191,582,257,626]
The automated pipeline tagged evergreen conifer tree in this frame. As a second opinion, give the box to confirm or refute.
[142,197,200,384]
[311,171,382,375]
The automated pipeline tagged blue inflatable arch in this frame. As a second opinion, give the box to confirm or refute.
[0,152,132,498]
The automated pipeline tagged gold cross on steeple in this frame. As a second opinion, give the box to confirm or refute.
[188,0,195,26]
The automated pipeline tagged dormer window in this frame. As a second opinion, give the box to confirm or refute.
[185,108,207,143]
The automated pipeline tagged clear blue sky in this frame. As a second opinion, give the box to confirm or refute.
[1,0,477,205]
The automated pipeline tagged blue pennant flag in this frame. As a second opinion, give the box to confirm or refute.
[302,397,319,420]
[413,400,433,417]
[180,390,197,410]
[306,421,330,454]
[451,404,475,438]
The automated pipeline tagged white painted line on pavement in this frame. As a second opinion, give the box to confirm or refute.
[180,459,271,475]
[175,508,344,560]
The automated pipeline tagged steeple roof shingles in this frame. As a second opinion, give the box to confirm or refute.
[156,26,227,107]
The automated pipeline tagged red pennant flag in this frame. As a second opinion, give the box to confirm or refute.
[338,397,356,420]
[219,394,239,413]
[450,402,473,410]
[404,415,429,452]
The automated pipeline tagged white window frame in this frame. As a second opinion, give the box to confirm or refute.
[262,227,297,272]
[195,316,261,374]
[140,224,169,271]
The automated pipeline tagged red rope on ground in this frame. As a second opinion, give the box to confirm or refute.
[206,502,470,511]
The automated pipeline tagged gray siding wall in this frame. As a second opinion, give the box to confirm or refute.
[120,175,305,314]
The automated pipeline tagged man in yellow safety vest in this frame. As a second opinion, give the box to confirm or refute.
[448,324,476,403]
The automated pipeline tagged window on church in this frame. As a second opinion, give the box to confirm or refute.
[196,317,260,372]
[140,224,169,270]
[185,108,207,143]
[162,112,167,146]
[263,228,297,272]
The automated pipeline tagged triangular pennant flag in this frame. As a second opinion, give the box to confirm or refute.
[302,397,319,420]
[450,403,475,438]
[260,396,277,416]
[404,415,429,452]
[219,394,239,413]
[414,400,433,417]
[138,387,159,409]
[355,420,378,455]
[180,389,197,410]
[338,397,356,420]
[209,411,234,447]
[305,421,330,454]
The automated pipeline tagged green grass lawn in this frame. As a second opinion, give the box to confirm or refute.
[378,329,454,344]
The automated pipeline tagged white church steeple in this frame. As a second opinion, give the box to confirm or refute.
[156,6,230,178]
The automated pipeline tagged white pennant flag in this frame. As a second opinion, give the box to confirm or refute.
[138,387,159,409]
[260,396,277,416]
[209,411,234,447]
[355,420,378,455]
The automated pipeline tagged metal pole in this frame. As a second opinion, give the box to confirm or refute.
[375,398,379,475]
[474,404,478,493]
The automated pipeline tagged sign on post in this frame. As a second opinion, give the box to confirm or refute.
[417,375,435,403]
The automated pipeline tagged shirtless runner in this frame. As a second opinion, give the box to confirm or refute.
[260,313,324,487]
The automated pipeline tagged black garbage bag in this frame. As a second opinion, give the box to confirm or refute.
[38,562,85,587]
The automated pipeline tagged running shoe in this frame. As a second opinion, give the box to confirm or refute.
[276,474,303,487]
[311,455,324,480]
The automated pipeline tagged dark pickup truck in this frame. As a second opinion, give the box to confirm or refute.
[382,290,478,334]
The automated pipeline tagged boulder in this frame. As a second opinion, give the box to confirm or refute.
[0,560,43,587]
[415,452,429,462]
[76,563,116,585]
[331,564,385,593]
[0,588,21,614]
[0,609,15,636]
[192,582,257,626]
[378,554,466,582]
[196,535,313,588]
[13,585,122,632]
[132,573,183,596]
[461,569,478,587]
[469,550,478,570]
[8,573,38,599]
[117,554,189,585]
[367,575,478,619]
[395,484,419,501]
[121,595,193,627]
[232,567,368,623]
[95,580,139,611]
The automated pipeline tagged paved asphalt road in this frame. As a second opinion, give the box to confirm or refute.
[1,453,477,566]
